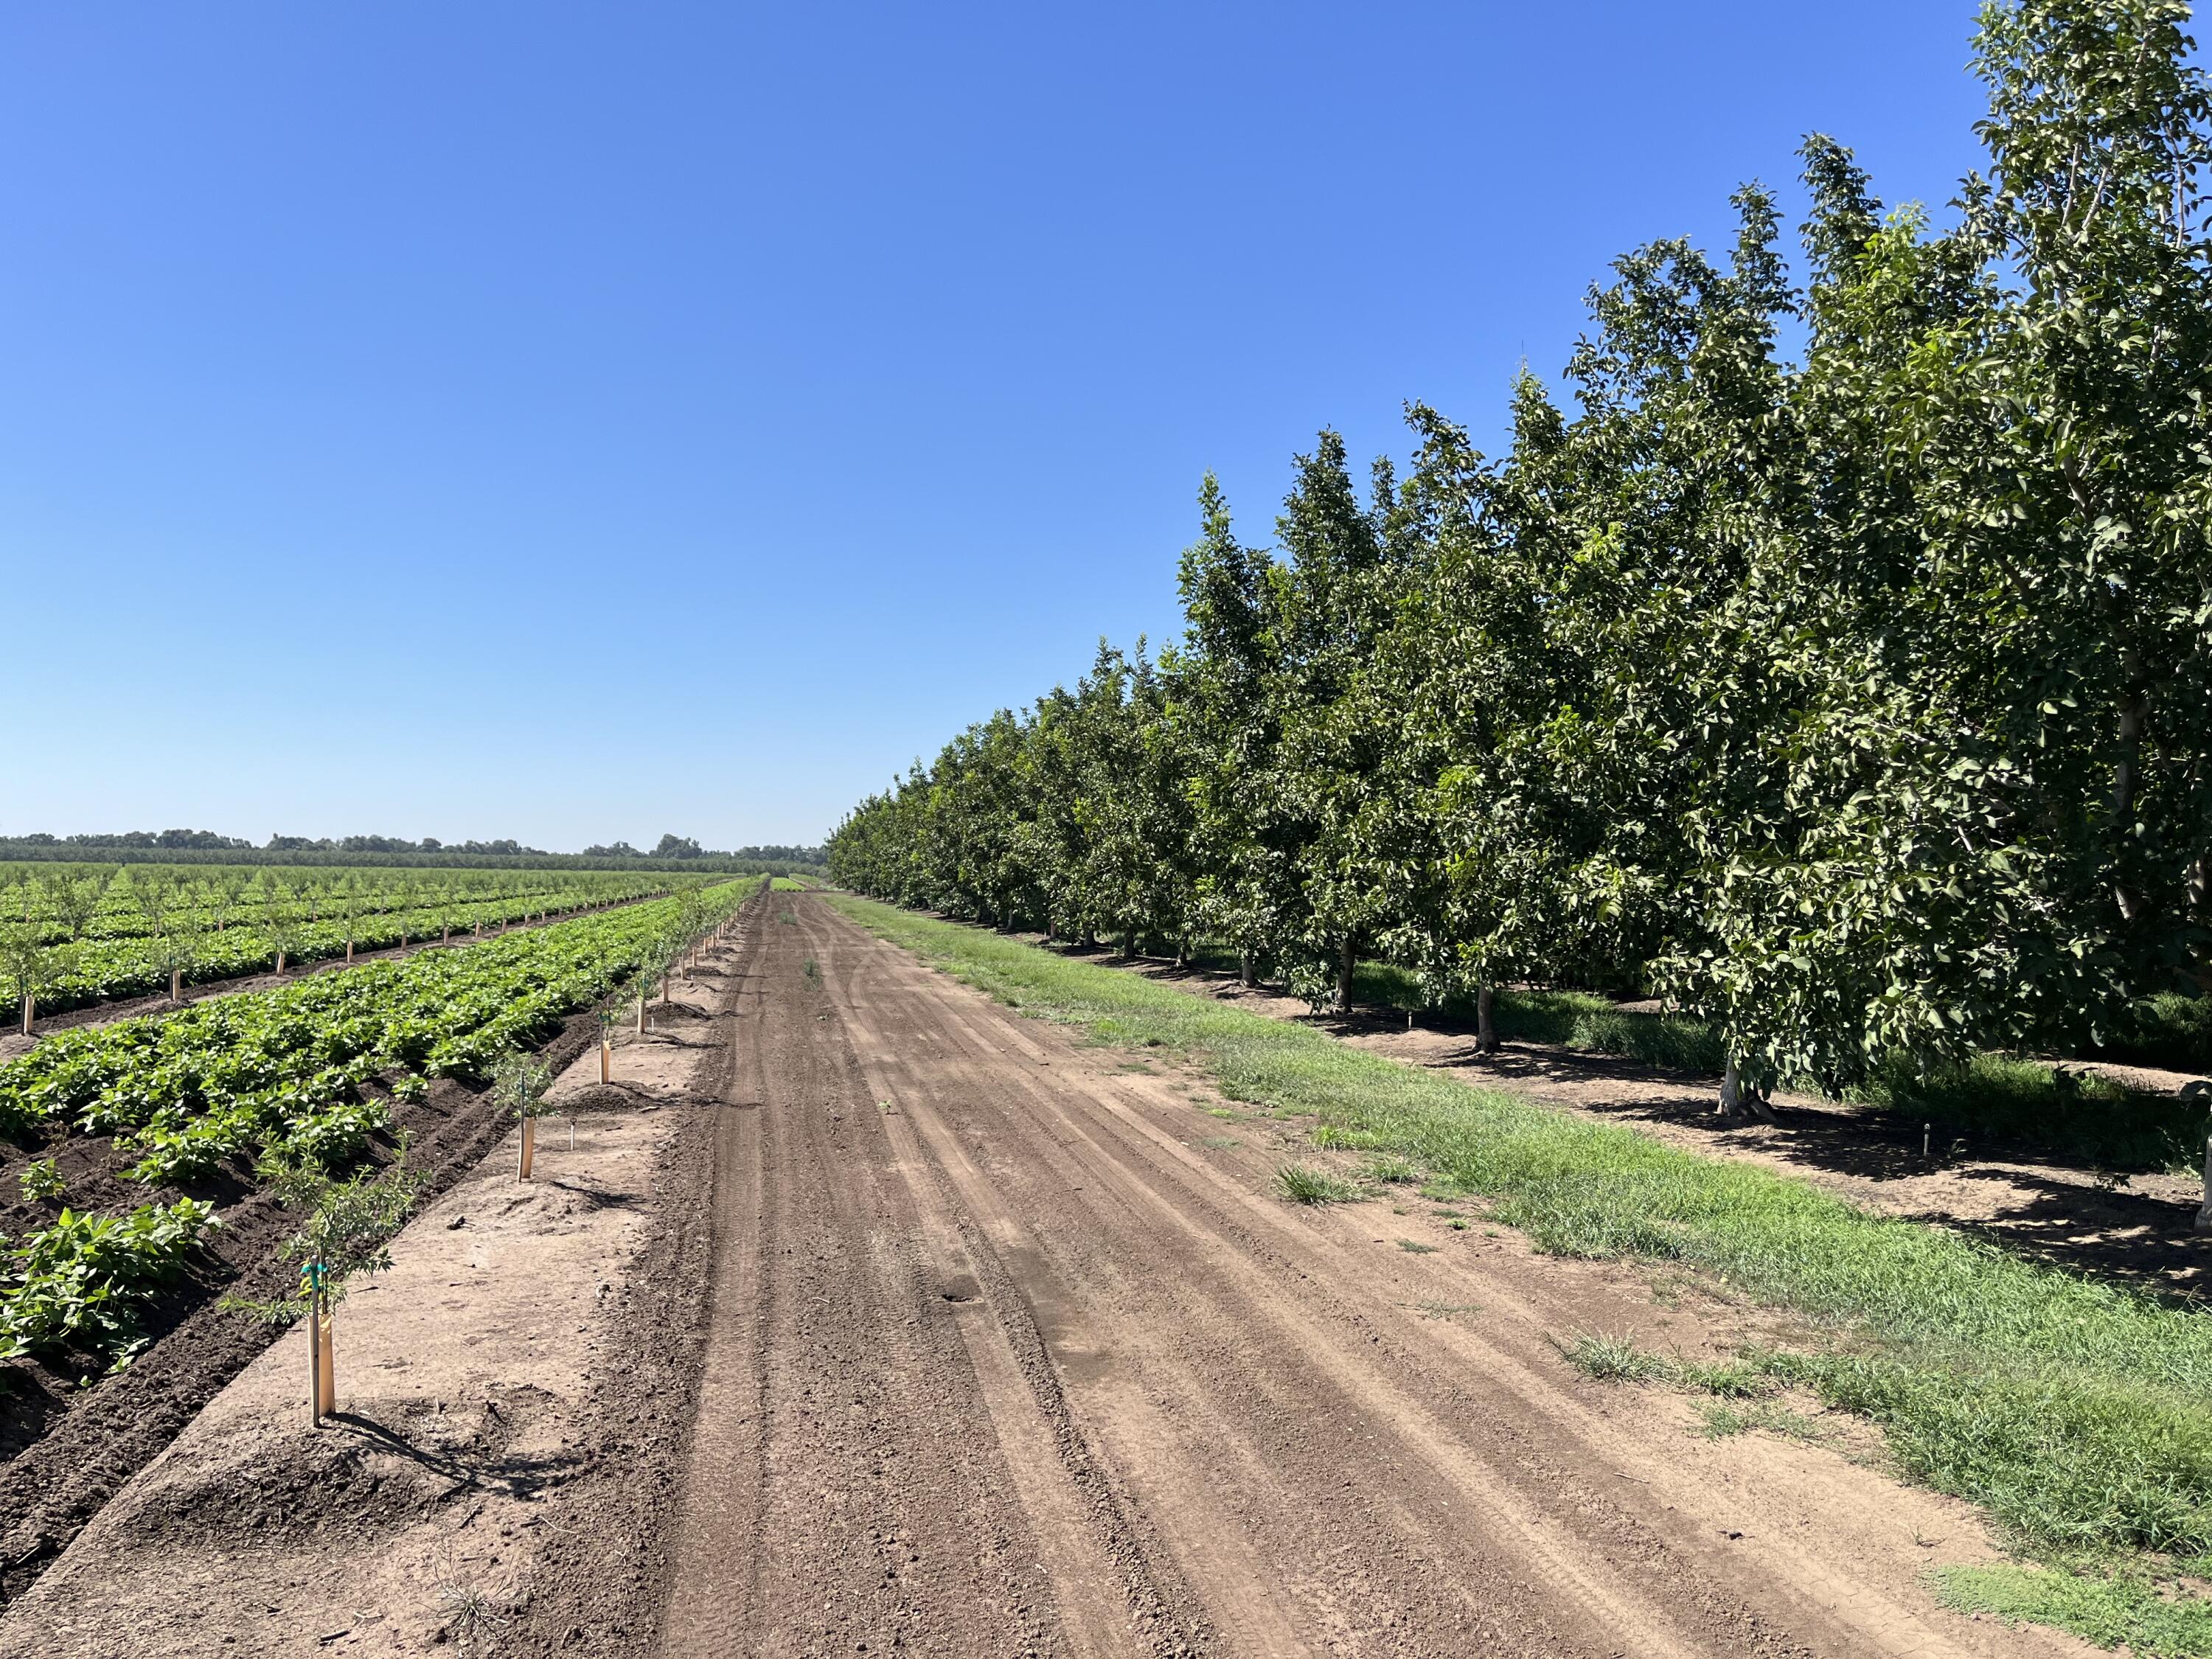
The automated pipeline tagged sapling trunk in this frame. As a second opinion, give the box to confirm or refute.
[20,994,31,1037]
[1337,938,1356,1012]
[317,1297,335,1419]
[276,950,288,976]
[346,939,355,966]
[2197,1135,2212,1234]
[170,967,182,1004]
[1476,984,1498,1054]
[518,1119,536,1180]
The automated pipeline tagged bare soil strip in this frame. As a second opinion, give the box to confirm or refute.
[647,897,2084,1655]
[0,893,2096,1655]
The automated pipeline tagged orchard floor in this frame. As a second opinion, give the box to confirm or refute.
[1095,957,2212,1302]
[0,894,2098,1656]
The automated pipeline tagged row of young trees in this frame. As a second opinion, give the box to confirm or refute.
[830,1,2212,1114]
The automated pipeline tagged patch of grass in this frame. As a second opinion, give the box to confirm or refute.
[1199,1136,1241,1149]
[1699,1399,1823,1443]
[1857,1051,2201,1174]
[1276,1163,1359,1205]
[1933,1563,2212,1659]
[1365,1154,1421,1183]
[1399,1239,1440,1253]
[1408,1299,1481,1321]
[828,896,2212,1564]
[1675,1359,1775,1399]
[2095,990,2212,1074]
[1554,1331,1673,1383]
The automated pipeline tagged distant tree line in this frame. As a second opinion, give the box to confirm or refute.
[0,830,824,876]
[830,1,2212,1114]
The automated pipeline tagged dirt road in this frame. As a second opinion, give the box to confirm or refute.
[639,894,2073,1658]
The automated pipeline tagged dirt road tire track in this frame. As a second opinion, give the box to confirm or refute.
[628,893,2076,1658]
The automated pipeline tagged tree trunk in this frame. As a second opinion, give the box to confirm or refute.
[1717,1060,1775,1122]
[2115,677,2148,922]
[2197,1135,2212,1234]
[1239,950,1256,989]
[1476,984,1498,1054]
[1337,938,1356,1012]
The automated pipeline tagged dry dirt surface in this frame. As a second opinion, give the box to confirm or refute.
[636,899,2087,1657]
[0,894,2096,1657]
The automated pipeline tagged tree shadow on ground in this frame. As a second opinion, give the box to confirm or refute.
[329,1411,589,1500]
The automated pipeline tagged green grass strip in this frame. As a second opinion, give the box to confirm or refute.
[1933,1564,2212,1658]
[829,894,2212,1565]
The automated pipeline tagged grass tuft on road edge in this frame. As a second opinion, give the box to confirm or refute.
[827,894,2212,1608]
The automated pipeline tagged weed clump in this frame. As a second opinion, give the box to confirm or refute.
[1276,1163,1358,1205]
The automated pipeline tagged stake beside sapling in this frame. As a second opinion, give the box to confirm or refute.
[493,1051,557,1180]
[1,924,74,1037]
[221,1157,424,1427]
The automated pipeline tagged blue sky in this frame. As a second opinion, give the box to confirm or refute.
[2,1,1989,850]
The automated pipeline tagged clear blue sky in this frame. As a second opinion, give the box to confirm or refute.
[3,1,1988,851]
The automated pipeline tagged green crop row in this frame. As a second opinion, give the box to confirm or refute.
[0,866,717,1016]
[40,886,661,1013]
[0,864,662,947]
[0,879,755,1365]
